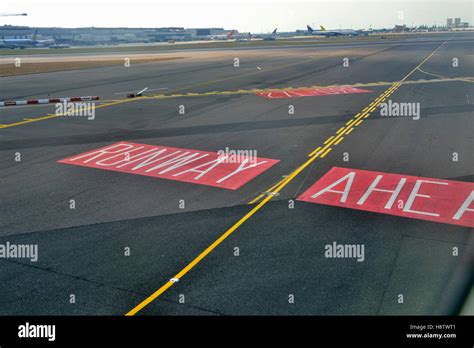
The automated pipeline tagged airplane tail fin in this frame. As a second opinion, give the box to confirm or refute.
[320,25,327,31]
[31,29,38,41]
[307,25,314,32]
[272,28,277,34]
[227,30,235,39]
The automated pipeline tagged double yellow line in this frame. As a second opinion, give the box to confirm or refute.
[247,40,448,205]
[125,40,449,316]
[247,81,402,205]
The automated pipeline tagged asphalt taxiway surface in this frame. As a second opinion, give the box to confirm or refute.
[0,32,473,315]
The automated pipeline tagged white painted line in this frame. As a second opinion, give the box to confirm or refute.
[114,87,168,95]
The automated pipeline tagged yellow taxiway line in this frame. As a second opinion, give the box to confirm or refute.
[125,40,449,316]
[1,79,471,129]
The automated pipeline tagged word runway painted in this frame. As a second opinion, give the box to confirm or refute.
[59,142,279,190]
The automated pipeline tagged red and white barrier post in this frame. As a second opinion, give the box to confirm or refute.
[0,96,99,107]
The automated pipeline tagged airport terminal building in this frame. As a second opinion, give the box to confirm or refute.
[0,26,234,45]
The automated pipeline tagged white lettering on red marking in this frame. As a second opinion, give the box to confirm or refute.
[297,167,474,227]
[256,86,373,99]
[58,142,279,190]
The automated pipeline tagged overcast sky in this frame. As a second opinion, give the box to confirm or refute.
[2,0,473,33]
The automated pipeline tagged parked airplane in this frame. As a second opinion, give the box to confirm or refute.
[236,32,253,42]
[0,29,54,49]
[263,28,278,40]
[307,25,360,37]
[206,30,236,40]
[49,43,71,49]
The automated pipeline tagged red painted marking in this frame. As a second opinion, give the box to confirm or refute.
[297,167,474,227]
[256,86,373,99]
[58,142,279,190]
